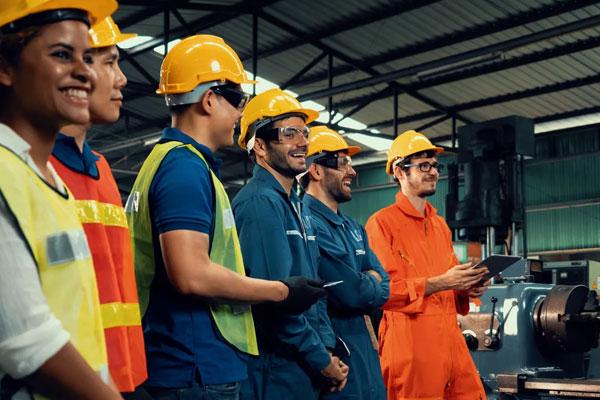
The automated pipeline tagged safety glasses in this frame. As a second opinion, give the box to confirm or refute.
[257,126,310,143]
[313,153,353,171]
[211,85,250,110]
[403,161,444,173]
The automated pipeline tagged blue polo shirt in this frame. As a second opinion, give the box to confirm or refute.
[143,127,246,388]
[52,133,100,178]
[232,165,333,371]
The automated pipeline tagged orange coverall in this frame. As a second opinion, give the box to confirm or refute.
[365,192,485,400]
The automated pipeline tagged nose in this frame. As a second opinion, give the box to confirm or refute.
[347,165,357,177]
[114,62,127,89]
[298,131,309,147]
[73,57,95,86]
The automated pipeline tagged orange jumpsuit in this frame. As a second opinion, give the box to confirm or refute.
[365,192,485,400]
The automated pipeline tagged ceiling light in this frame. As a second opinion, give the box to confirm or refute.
[117,35,153,49]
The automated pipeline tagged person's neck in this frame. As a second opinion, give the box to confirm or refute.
[172,113,218,153]
[0,114,58,183]
[257,158,295,195]
[306,185,338,213]
[61,124,89,152]
[402,188,426,215]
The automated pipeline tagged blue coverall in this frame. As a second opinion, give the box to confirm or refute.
[304,194,389,400]
[232,165,335,400]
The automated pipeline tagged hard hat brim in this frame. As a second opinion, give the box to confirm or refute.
[346,145,361,156]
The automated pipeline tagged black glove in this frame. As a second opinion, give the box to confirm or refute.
[276,276,327,314]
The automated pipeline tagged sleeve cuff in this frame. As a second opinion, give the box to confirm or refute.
[0,315,70,379]
[304,344,331,372]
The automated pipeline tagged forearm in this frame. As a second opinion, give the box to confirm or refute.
[24,343,121,400]
[425,275,446,296]
[176,260,288,303]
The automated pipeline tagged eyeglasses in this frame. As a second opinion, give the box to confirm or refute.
[402,161,444,173]
[257,126,310,143]
[314,153,353,171]
[211,85,250,110]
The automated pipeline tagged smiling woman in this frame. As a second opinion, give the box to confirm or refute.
[0,1,124,400]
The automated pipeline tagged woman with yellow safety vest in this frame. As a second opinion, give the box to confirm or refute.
[0,1,121,399]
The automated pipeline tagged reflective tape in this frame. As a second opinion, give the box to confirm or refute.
[76,200,128,228]
[100,302,141,329]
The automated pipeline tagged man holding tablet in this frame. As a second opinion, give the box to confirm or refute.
[366,130,489,400]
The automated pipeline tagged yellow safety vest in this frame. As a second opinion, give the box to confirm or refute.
[126,141,258,355]
[0,146,108,381]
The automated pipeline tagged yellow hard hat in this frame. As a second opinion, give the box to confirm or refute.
[238,88,320,150]
[89,16,136,49]
[157,34,255,95]
[307,125,360,158]
[0,0,117,30]
[386,130,443,175]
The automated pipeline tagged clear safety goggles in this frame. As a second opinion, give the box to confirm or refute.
[256,125,310,144]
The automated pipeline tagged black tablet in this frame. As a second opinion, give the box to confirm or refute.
[473,255,523,281]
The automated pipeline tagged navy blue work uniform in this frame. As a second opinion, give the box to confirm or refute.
[232,165,335,400]
[304,194,389,400]
[142,128,246,397]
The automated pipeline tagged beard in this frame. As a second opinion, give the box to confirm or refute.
[406,175,437,198]
[265,142,306,178]
[324,170,352,203]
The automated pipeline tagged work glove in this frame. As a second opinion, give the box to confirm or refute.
[276,276,327,314]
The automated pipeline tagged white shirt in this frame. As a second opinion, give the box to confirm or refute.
[0,124,70,389]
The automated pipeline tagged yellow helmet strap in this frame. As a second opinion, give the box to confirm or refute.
[164,80,221,106]
[1,9,90,34]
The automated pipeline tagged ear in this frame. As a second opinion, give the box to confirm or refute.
[200,89,216,116]
[0,57,15,87]
[307,163,323,182]
[253,137,267,159]
[393,164,404,182]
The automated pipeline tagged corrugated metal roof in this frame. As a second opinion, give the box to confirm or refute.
[98,0,600,188]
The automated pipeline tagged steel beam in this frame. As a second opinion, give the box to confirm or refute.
[416,115,450,131]
[299,14,600,101]
[368,74,600,129]
[240,0,440,61]
[255,11,469,123]
[281,52,327,90]
[293,0,600,87]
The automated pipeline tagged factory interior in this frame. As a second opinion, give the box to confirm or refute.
[4,0,600,399]
[98,2,600,397]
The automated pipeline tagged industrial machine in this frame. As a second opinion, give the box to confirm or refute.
[460,277,600,398]
[447,116,600,398]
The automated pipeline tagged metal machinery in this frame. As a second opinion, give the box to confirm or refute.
[447,117,600,398]
[459,274,600,398]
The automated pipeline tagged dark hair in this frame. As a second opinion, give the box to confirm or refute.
[401,150,436,168]
[0,26,40,68]
[168,103,192,116]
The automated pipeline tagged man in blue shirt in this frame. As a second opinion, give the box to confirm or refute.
[126,36,326,400]
[300,126,389,400]
[234,89,349,400]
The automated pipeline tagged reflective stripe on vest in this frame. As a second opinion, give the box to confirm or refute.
[75,199,128,228]
[126,141,258,356]
[0,146,108,378]
[50,153,147,392]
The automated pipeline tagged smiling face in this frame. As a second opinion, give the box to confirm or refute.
[396,153,439,198]
[321,151,356,204]
[0,20,95,131]
[263,116,309,178]
[89,45,126,123]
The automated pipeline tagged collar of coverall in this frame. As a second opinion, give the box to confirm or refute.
[395,191,437,220]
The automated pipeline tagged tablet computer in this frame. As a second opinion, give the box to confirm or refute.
[473,255,523,281]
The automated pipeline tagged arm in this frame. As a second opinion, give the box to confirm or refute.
[151,150,288,303]
[316,223,388,311]
[0,199,120,399]
[159,229,288,302]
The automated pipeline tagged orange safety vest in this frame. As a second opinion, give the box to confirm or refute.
[50,152,147,392]
[366,192,485,400]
